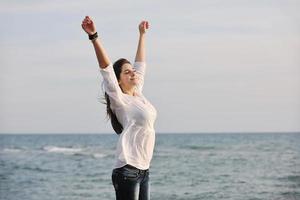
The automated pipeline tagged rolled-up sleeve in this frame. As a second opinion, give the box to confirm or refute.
[99,63,125,108]
[134,61,146,92]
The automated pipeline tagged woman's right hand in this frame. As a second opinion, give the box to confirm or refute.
[81,16,97,35]
[138,21,149,35]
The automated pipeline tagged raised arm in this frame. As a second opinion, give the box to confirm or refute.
[135,21,149,62]
[81,16,111,69]
[81,16,125,108]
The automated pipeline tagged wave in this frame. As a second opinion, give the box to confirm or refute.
[277,175,300,184]
[1,148,24,153]
[72,152,107,158]
[15,165,56,173]
[280,191,300,198]
[91,153,107,158]
[43,146,83,154]
[183,145,216,150]
[42,146,110,159]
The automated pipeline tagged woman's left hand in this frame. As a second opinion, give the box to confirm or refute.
[139,21,149,35]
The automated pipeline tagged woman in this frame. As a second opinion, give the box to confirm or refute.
[81,16,157,200]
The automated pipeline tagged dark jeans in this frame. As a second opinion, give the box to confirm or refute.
[112,164,150,200]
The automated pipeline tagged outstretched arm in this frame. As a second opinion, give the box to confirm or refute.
[82,16,125,107]
[135,21,149,62]
[81,16,111,69]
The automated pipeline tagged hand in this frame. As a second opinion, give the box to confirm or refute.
[139,20,149,35]
[81,16,97,35]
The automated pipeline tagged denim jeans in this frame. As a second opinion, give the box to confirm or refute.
[112,164,150,200]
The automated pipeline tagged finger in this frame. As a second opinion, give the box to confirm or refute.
[87,18,93,24]
[87,16,92,21]
[142,21,146,29]
[81,24,86,30]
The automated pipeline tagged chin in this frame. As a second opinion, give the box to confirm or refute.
[131,80,139,85]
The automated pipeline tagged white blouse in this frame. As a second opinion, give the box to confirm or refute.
[99,62,157,170]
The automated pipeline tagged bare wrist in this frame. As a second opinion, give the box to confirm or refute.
[91,37,99,44]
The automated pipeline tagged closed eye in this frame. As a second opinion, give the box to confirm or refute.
[124,69,136,74]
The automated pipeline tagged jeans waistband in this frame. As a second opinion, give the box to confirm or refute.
[122,164,149,174]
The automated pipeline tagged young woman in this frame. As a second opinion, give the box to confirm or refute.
[81,16,157,200]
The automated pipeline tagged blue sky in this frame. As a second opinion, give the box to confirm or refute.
[1,0,299,133]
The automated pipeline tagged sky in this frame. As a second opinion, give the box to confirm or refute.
[0,0,300,134]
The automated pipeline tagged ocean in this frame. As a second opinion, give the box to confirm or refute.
[0,133,299,200]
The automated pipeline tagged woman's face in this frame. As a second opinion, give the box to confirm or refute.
[118,63,138,90]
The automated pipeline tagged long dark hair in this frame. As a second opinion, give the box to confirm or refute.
[104,58,131,134]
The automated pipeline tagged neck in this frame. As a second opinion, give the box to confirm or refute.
[122,87,136,96]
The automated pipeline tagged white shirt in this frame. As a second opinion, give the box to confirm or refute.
[99,62,157,170]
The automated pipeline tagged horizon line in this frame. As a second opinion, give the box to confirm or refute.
[0,131,299,135]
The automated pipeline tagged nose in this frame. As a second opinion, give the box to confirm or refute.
[129,71,137,80]
[131,70,136,76]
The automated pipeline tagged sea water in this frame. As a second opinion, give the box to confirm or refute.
[1,133,299,200]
